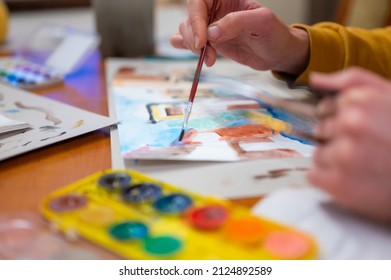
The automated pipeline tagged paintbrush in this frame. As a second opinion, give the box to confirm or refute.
[178,0,218,141]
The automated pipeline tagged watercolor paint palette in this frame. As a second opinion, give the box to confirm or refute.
[0,58,63,89]
[0,24,99,89]
[40,169,318,260]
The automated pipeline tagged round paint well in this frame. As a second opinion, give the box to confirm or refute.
[224,217,267,244]
[143,236,182,256]
[48,194,87,213]
[78,206,116,226]
[109,221,148,240]
[122,183,162,203]
[263,231,311,259]
[98,172,131,191]
[153,194,193,214]
[186,205,228,230]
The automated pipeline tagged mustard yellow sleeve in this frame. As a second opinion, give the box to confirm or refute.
[277,22,391,84]
[0,0,9,44]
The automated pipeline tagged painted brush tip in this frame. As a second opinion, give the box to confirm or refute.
[178,129,185,141]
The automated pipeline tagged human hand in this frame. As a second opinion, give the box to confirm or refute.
[308,67,391,222]
[170,0,309,76]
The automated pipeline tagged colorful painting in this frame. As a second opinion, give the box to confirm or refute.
[110,59,315,162]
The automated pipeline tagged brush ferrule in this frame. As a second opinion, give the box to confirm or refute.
[182,101,193,129]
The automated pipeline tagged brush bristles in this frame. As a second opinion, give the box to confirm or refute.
[178,129,185,141]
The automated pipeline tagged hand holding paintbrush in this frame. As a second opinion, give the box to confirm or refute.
[178,0,218,141]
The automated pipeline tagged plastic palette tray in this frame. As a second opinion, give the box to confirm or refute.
[40,169,318,260]
[0,58,62,89]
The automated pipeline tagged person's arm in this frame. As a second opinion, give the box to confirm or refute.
[290,23,391,84]
[0,0,9,44]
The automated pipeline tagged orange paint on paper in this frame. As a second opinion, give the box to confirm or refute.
[214,124,274,140]
[181,128,202,145]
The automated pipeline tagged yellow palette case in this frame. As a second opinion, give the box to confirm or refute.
[40,169,318,260]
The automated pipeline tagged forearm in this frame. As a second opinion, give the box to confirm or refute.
[272,26,310,77]
[294,23,391,84]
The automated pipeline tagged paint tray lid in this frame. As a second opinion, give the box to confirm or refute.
[13,23,100,75]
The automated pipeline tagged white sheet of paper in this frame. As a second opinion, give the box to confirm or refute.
[0,84,115,161]
[252,187,391,259]
[240,134,314,156]
[0,114,31,134]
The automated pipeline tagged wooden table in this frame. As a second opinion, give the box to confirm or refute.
[0,50,260,259]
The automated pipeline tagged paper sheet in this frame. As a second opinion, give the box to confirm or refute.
[0,114,31,134]
[0,84,115,161]
[252,187,391,259]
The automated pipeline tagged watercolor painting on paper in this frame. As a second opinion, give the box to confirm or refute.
[110,59,315,162]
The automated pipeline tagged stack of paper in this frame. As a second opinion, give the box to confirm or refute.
[0,114,31,135]
[0,83,115,161]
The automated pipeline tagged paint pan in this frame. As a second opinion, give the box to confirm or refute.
[185,205,228,230]
[122,183,162,203]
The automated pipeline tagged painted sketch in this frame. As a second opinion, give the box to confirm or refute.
[110,59,315,162]
[0,84,115,161]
